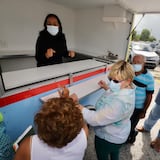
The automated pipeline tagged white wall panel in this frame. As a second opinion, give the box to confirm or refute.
[0,1,133,59]
[0,0,75,54]
[74,7,132,59]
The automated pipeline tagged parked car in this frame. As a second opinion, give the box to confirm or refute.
[128,42,160,69]
[154,45,160,63]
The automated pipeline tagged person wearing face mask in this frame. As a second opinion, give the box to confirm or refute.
[35,13,75,67]
[126,54,154,144]
[70,60,135,160]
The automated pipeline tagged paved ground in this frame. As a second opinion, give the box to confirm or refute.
[84,66,160,160]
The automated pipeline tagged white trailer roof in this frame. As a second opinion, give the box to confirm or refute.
[50,0,160,13]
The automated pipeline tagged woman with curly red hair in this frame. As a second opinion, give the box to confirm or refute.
[14,97,88,160]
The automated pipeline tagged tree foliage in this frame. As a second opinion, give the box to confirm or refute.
[131,28,156,42]
[140,29,150,41]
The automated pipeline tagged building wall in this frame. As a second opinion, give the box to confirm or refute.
[74,7,132,59]
[0,0,132,59]
[0,0,75,52]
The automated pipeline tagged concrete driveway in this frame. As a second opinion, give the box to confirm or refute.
[151,65,160,83]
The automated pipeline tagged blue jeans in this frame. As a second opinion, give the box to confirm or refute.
[144,103,160,138]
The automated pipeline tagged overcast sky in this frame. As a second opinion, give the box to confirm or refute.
[133,14,160,41]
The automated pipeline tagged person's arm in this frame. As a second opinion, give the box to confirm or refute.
[35,32,57,63]
[82,121,89,138]
[14,136,31,160]
[78,100,127,127]
[35,35,47,62]
[58,85,70,98]
[140,92,153,118]
[98,80,109,90]
[60,34,75,58]
[59,34,69,57]
[68,50,75,58]
[45,48,56,59]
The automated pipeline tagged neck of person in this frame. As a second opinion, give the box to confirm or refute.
[135,68,144,76]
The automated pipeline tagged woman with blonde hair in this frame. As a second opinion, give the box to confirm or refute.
[76,60,135,160]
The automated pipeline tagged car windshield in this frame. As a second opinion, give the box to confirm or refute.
[133,44,152,52]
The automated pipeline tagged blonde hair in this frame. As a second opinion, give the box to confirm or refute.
[109,60,135,81]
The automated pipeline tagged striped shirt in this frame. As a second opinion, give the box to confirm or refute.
[134,68,154,109]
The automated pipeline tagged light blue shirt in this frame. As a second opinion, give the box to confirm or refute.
[133,69,154,109]
[82,86,135,144]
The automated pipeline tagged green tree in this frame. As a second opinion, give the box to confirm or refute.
[132,28,157,42]
[149,36,156,42]
[140,29,150,41]
[131,30,140,41]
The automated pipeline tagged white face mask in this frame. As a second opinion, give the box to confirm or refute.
[132,64,142,72]
[109,80,121,92]
[47,25,59,36]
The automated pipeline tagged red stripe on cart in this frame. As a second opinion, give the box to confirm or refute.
[0,68,105,107]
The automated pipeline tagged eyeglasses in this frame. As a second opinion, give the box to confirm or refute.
[108,77,123,83]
